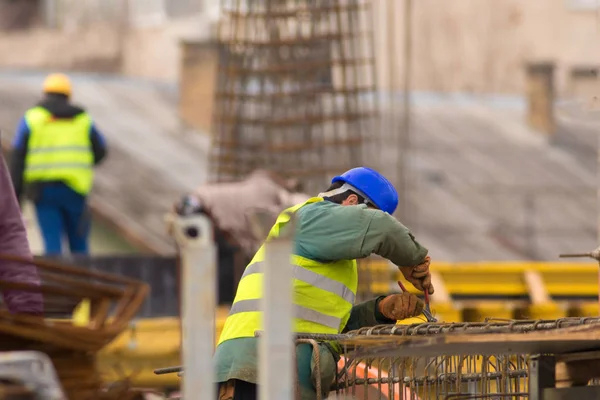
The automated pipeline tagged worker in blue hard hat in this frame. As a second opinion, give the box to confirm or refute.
[214,166,433,400]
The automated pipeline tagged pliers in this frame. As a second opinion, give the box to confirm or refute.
[397,280,438,323]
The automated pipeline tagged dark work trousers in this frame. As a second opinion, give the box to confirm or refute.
[216,344,317,399]
[34,182,91,256]
[217,380,257,400]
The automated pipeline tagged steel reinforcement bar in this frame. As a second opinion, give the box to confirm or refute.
[288,317,600,341]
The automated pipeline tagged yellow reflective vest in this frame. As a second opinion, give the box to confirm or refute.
[23,106,94,196]
[218,197,358,345]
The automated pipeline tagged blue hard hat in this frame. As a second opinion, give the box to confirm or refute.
[331,167,399,214]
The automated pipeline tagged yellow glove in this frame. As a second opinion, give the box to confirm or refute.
[378,292,424,321]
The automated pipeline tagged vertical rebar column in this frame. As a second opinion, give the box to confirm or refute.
[212,1,377,192]
[171,213,216,400]
[251,210,296,400]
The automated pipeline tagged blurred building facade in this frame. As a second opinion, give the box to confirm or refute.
[1,0,600,97]
[373,0,600,96]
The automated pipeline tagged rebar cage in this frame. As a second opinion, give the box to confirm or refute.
[334,354,529,400]
[298,318,600,400]
[211,0,379,193]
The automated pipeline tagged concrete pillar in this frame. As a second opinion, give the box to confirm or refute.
[179,39,220,135]
[526,62,556,136]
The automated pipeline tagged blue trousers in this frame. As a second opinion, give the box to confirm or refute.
[34,183,90,256]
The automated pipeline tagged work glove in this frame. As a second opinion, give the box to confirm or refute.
[378,292,425,321]
[399,256,435,295]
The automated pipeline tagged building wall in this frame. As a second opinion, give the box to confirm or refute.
[0,0,213,82]
[373,0,600,96]
[0,0,599,96]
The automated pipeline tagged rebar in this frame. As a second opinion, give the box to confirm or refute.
[347,317,600,337]
[160,319,600,398]
[560,245,600,262]
[332,352,531,399]
[321,318,600,398]
[210,0,378,193]
[328,318,600,399]
[153,366,183,375]
[333,368,529,388]
[0,254,149,399]
[257,317,600,344]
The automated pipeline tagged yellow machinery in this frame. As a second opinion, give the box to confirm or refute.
[97,260,600,390]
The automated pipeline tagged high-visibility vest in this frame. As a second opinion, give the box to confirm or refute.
[23,106,94,196]
[217,197,358,345]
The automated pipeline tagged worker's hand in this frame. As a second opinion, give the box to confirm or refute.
[378,292,424,321]
[399,256,435,295]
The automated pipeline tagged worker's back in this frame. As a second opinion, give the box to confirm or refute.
[23,95,95,196]
[10,73,108,256]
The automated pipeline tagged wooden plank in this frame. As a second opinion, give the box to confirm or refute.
[430,271,451,303]
[525,270,552,304]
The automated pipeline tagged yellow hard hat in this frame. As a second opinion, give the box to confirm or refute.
[43,73,72,96]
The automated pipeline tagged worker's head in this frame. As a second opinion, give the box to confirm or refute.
[42,73,72,98]
[320,167,399,214]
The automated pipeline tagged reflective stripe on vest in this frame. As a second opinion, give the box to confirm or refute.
[217,197,359,345]
[230,300,341,330]
[23,107,94,196]
[238,261,356,305]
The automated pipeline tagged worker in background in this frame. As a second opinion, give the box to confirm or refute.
[10,73,107,256]
[175,169,310,304]
[0,145,44,315]
[213,166,434,400]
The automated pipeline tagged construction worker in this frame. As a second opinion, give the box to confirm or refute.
[214,166,434,400]
[0,147,43,315]
[9,73,107,256]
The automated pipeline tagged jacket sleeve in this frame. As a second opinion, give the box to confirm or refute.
[295,202,428,267]
[361,210,429,267]
[342,297,394,333]
[0,151,44,315]
[10,117,30,202]
[90,122,107,165]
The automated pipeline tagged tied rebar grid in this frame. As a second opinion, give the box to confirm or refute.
[290,317,600,342]
[333,354,529,400]
[210,0,378,193]
[326,318,600,399]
